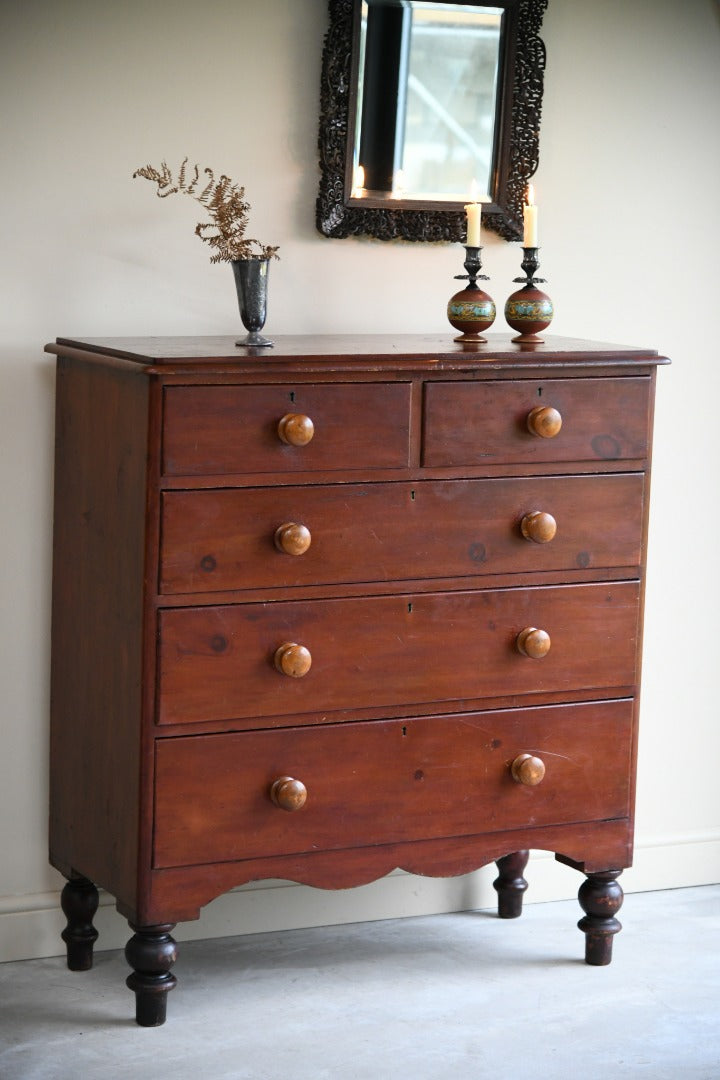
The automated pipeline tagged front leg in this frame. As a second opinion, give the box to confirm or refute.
[125,924,178,1026]
[60,876,99,970]
[577,870,624,965]
[493,850,529,918]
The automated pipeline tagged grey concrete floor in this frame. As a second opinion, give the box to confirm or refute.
[0,885,718,1080]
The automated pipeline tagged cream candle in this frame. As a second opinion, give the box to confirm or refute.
[465,180,481,246]
[523,184,538,247]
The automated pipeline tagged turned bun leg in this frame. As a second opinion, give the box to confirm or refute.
[125,924,178,1027]
[577,870,624,965]
[60,876,99,971]
[493,850,530,919]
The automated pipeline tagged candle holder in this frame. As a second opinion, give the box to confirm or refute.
[504,247,554,344]
[447,246,496,343]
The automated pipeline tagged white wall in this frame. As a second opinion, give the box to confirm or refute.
[1,0,718,963]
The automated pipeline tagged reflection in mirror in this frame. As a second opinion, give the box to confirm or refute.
[317,0,548,242]
[352,2,503,203]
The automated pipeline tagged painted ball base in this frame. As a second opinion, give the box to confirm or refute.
[448,286,496,343]
[505,285,554,343]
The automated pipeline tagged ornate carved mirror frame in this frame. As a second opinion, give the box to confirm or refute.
[316,0,547,242]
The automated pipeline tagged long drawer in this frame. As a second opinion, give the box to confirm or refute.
[423,377,651,467]
[162,382,411,476]
[156,582,640,726]
[153,700,633,869]
[159,474,644,594]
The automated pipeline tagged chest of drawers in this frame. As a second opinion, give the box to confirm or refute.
[48,334,666,1026]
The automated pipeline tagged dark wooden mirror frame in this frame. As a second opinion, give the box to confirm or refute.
[316,0,547,242]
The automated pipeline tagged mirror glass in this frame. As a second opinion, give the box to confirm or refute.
[352,2,503,204]
[317,0,547,242]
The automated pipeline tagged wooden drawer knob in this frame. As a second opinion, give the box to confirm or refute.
[277,413,315,446]
[516,626,551,658]
[521,511,557,544]
[274,522,312,555]
[270,775,308,811]
[511,753,546,786]
[527,405,562,438]
[274,642,312,678]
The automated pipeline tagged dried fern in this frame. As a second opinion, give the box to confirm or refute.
[133,158,279,263]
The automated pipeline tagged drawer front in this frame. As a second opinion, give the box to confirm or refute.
[153,700,633,869]
[162,383,411,476]
[423,377,650,467]
[160,474,645,594]
[157,582,640,725]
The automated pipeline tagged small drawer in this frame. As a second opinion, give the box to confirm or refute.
[159,473,645,594]
[162,382,411,476]
[153,699,633,869]
[423,377,651,467]
[156,582,640,726]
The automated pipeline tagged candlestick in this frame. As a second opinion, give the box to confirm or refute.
[447,246,496,343]
[504,247,553,344]
[523,184,538,247]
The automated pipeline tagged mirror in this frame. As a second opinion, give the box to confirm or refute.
[352,3,504,203]
[317,0,547,242]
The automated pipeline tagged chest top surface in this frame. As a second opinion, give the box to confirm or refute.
[47,333,668,375]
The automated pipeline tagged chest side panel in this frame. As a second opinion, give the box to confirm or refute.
[50,357,153,904]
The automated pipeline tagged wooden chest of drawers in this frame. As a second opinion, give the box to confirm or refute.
[48,334,666,1026]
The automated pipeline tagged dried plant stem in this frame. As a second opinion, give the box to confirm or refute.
[133,158,279,263]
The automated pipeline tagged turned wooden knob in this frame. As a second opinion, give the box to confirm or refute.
[270,776,308,811]
[277,413,314,446]
[511,753,546,786]
[516,626,551,658]
[527,405,562,438]
[521,510,557,544]
[274,522,312,555]
[274,642,312,677]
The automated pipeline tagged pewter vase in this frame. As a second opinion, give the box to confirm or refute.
[232,257,273,347]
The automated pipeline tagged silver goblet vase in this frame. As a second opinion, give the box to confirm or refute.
[232,257,274,347]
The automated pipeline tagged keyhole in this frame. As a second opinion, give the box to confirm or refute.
[537,386,543,397]
[289,391,295,403]
[407,603,413,613]
[410,489,416,501]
